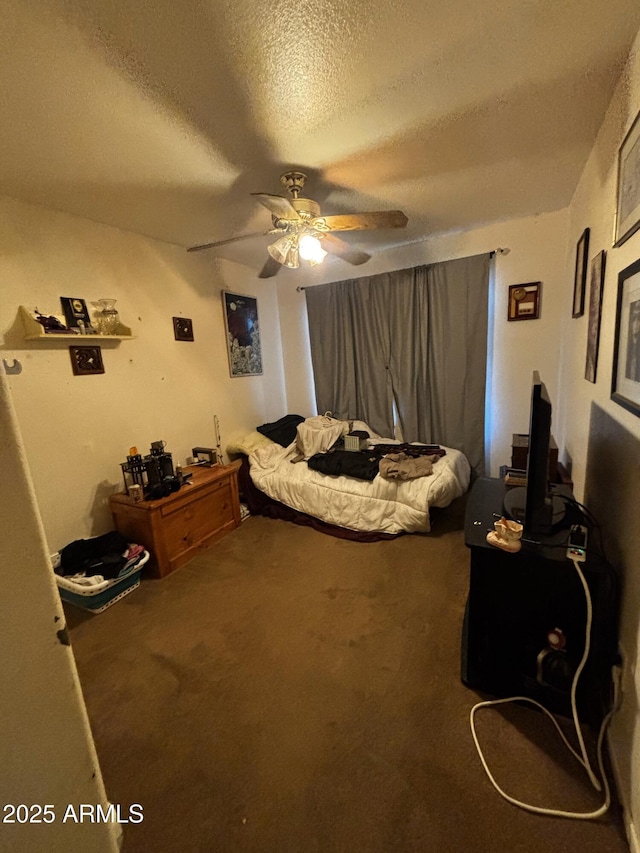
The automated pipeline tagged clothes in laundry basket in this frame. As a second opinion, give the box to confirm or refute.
[58,530,133,579]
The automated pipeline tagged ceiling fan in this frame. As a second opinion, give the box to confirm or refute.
[187,170,408,278]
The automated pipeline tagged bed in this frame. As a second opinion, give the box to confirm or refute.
[227,417,471,539]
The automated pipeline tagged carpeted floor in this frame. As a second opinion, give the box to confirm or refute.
[65,498,629,853]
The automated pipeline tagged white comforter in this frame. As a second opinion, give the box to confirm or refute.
[247,436,471,534]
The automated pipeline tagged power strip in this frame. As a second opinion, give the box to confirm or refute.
[567,524,588,562]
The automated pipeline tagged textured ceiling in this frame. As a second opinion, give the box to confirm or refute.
[1,0,640,274]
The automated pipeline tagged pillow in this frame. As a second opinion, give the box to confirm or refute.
[256,414,305,447]
[226,431,274,456]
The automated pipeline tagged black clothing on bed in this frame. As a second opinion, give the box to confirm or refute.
[256,414,305,447]
[368,443,446,459]
[307,450,379,481]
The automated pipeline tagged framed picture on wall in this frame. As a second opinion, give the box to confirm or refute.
[508,282,541,321]
[572,228,590,318]
[585,250,607,384]
[173,317,194,341]
[611,257,640,417]
[69,345,105,376]
[222,291,263,377]
[614,110,640,247]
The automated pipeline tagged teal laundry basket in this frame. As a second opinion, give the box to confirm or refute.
[56,551,149,613]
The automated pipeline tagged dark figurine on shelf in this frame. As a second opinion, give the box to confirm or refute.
[34,309,76,334]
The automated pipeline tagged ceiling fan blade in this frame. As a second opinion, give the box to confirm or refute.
[251,193,301,221]
[321,233,371,266]
[311,210,408,232]
[187,230,278,253]
[257,255,283,279]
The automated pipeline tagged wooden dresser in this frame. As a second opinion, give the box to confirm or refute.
[109,461,242,579]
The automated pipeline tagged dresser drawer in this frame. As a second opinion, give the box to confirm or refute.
[159,477,229,518]
[160,481,234,563]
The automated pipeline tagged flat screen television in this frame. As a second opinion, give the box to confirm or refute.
[503,371,567,536]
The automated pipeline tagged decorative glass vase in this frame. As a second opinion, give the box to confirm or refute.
[96,298,120,335]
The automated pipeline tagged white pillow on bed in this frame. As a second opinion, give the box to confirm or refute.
[226,430,275,456]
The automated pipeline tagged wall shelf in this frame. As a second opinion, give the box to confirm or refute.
[19,306,135,341]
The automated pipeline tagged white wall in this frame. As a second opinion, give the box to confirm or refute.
[277,208,570,477]
[0,195,287,551]
[558,33,640,852]
[558,37,640,497]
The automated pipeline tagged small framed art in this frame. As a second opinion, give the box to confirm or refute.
[508,282,541,321]
[222,291,262,377]
[585,250,606,384]
[173,317,194,341]
[572,228,590,318]
[69,345,105,376]
[614,110,640,247]
[611,258,640,417]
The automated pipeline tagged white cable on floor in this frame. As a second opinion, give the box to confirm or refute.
[469,557,619,820]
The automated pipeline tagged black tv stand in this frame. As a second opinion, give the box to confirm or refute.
[461,478,618,727]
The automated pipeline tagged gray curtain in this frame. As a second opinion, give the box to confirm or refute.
[304,253,491,476]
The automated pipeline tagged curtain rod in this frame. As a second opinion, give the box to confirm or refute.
[295,247,510,291]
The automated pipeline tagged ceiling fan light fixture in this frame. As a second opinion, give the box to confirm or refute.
[285,244,299,268]
[267,234,299,268]
[298,233,327,264]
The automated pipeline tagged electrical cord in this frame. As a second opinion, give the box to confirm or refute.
[469,557,621,820]
[560,497,599,530]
